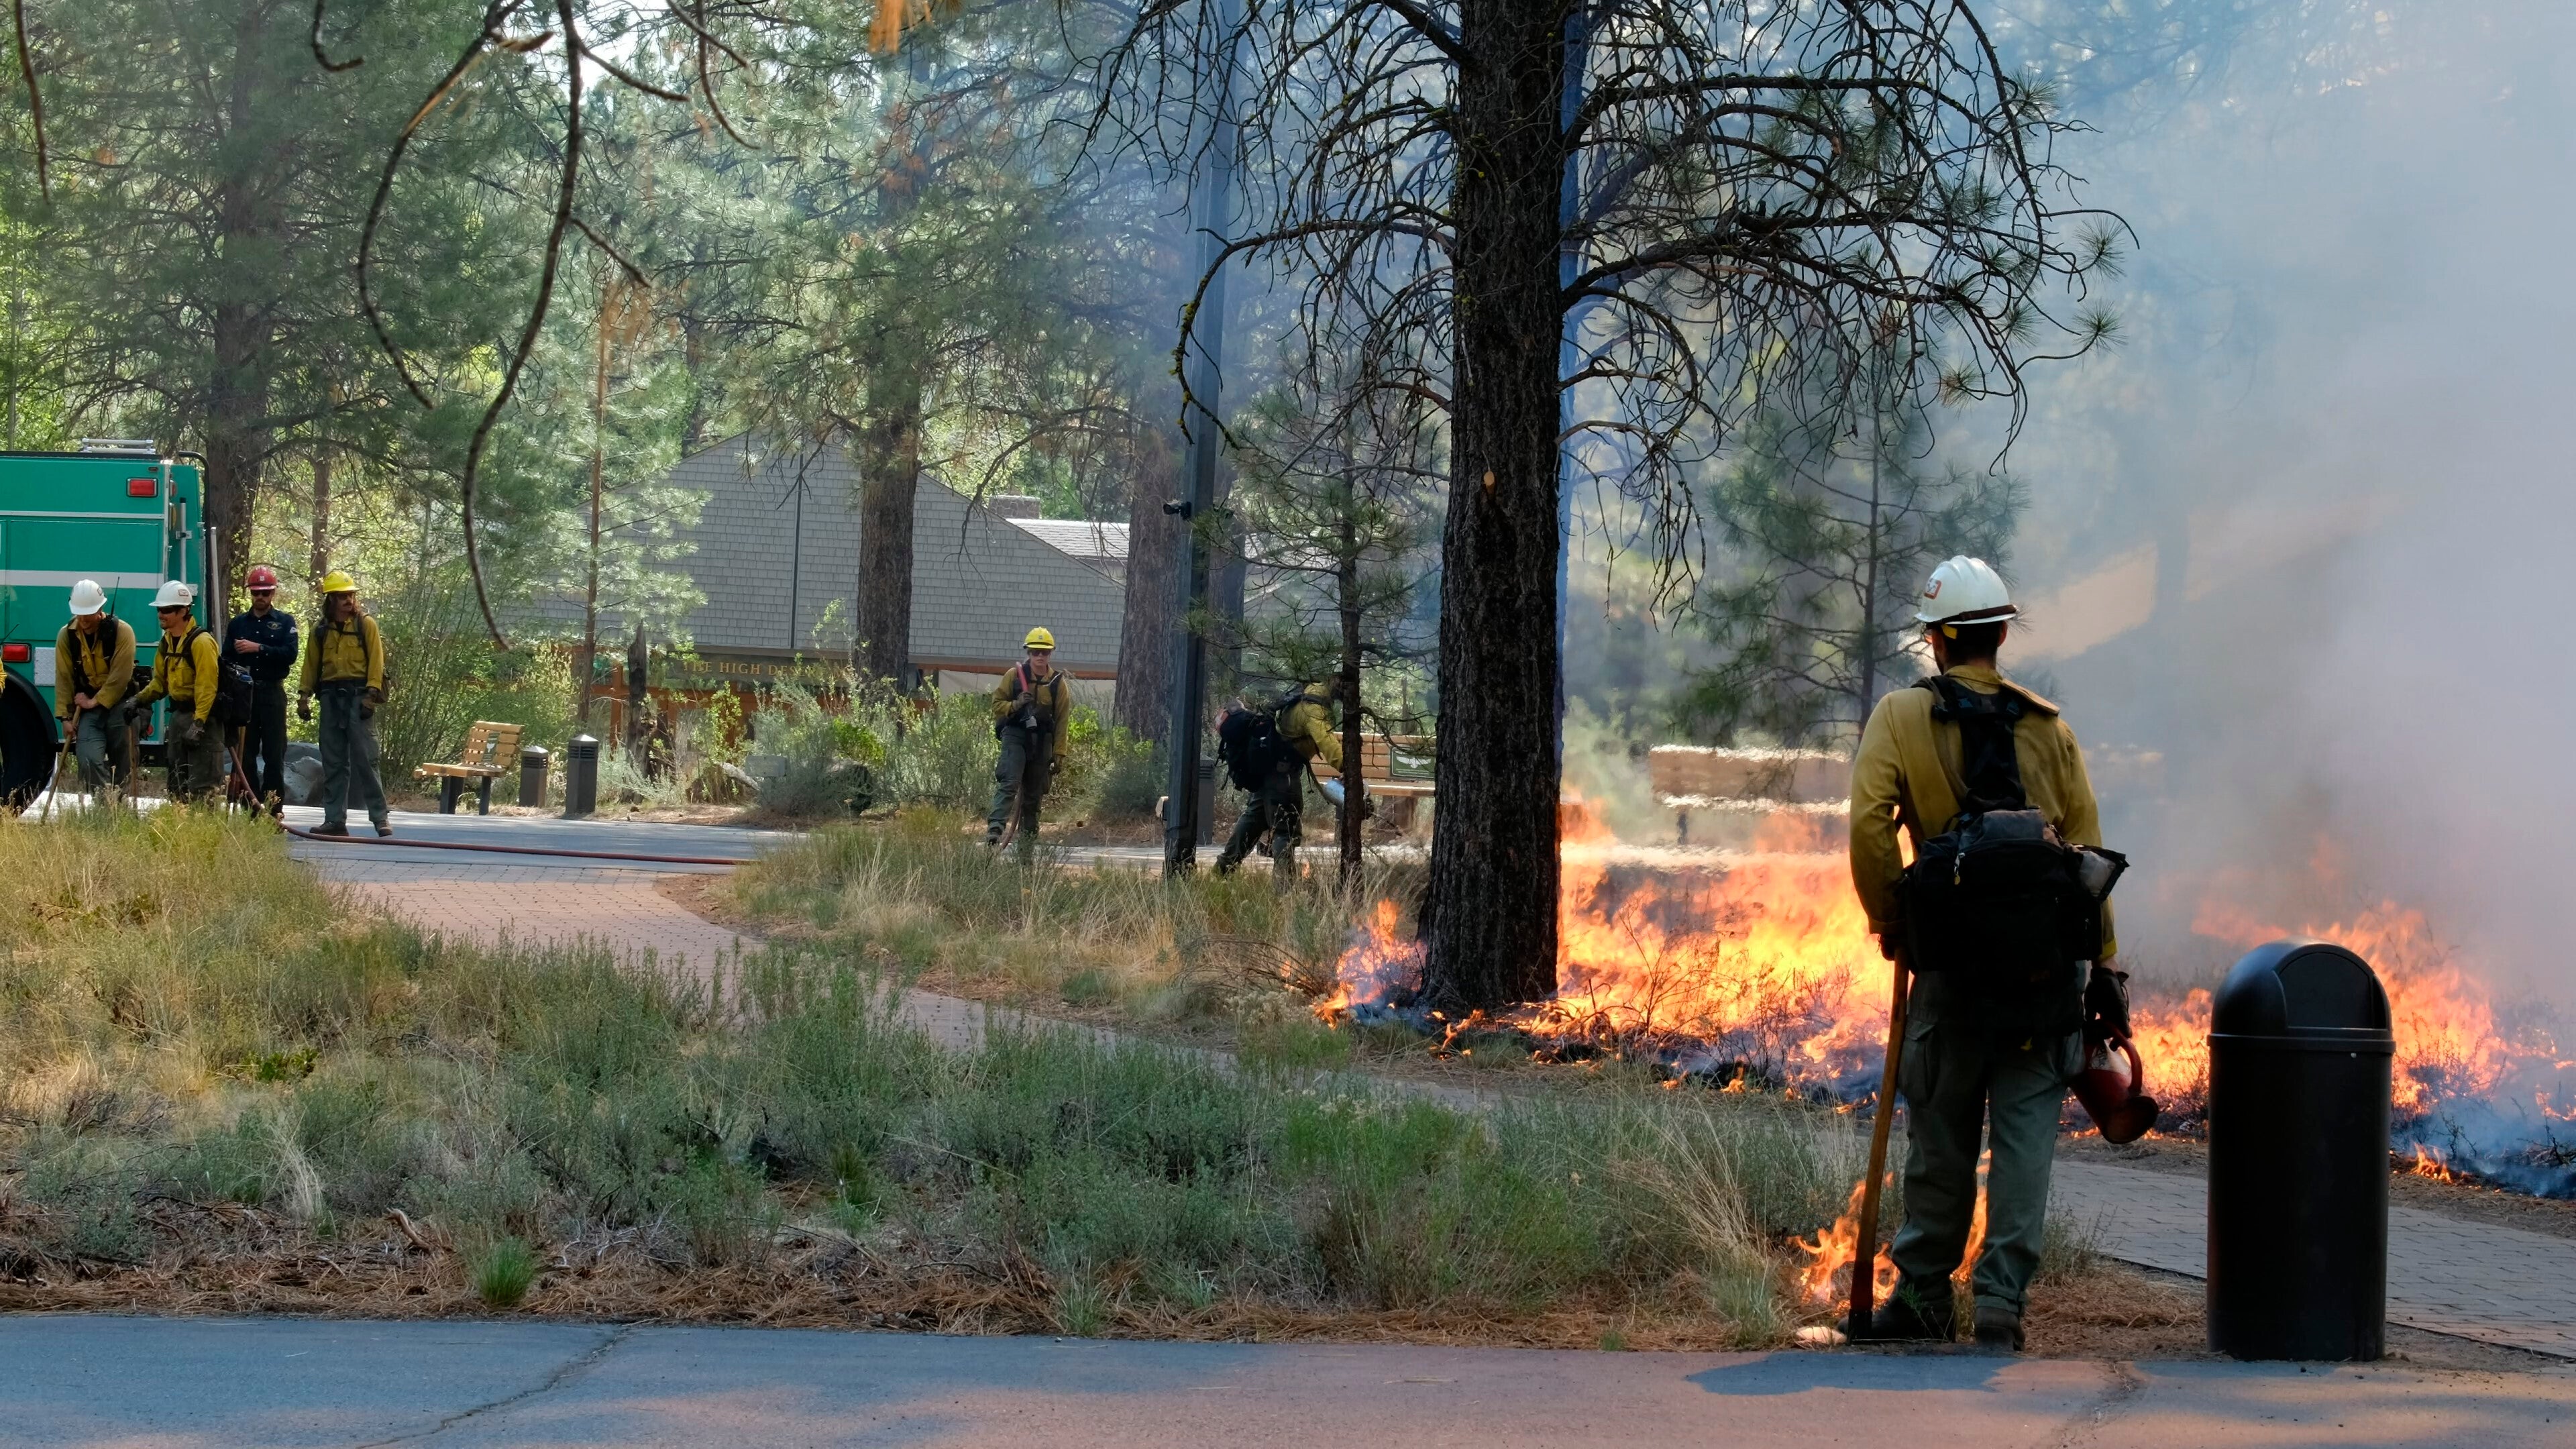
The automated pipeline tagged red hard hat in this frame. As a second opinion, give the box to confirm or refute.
[245,565,280,591]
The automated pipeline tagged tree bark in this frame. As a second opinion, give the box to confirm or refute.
[306,451,331,591]
[202,0,282,606]
[1112,425,1182,745]
[854,375,922,685]
[1419,0,1567,1012]
[578,286,612,727]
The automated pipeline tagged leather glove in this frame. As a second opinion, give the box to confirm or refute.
[174,716,201,746]
[2084,963,2132,1044]
[297,695,313,722]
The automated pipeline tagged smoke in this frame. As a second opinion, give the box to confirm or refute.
[1971,0,2576,1008]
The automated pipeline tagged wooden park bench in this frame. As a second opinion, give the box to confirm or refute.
[415,720,525,815]
[1313,733,1436,830]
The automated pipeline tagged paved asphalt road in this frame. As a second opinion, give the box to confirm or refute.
[277,806,791,872]
[9,1315,2573,1448]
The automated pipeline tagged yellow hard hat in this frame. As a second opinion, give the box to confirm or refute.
[320,570,358,595]
[1024,627,1056,650]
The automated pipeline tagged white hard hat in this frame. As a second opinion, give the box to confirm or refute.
[68,579,107,616]
[1913,555,2019,627]
[150,580,194,610]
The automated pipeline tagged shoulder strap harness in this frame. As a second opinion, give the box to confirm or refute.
[1917,675,2032,820]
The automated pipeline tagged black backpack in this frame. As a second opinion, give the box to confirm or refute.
[1215,688,1311,790]
[183,627,257,728]
[1896,676,2126,998]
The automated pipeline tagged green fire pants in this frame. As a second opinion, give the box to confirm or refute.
[985,725,1052,857]
[1216,762,1305,887]
[1888,975,2082,1322]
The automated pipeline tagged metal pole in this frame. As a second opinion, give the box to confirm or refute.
[1161,0,1242,877]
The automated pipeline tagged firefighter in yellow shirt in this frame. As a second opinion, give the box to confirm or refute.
[126,582,223,802]
[296,572,390,837]
[1847,556,2122,1352]
[1216,680,1342,886]
[54,580,138,796]
[985,627,1072,857]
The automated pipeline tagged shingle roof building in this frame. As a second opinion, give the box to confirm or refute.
[560,435,1127,677]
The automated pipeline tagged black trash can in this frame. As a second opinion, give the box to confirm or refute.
[519,745,550,808]
[561,735,599,820]
[2207,940,2394,1361]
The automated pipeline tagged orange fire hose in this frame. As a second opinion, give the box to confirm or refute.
[1847,949,1911,1341]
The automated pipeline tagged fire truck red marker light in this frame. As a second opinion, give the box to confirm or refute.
[1,644,30,663]
[126,477,157,497]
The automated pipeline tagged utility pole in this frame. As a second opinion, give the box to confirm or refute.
[1161,0,1242,877]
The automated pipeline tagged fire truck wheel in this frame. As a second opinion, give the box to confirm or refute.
[0,675,57,812]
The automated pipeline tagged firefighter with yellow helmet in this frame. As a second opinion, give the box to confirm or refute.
[297,570,391,837]
[985,626,1071,857]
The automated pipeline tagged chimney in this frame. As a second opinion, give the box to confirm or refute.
[988,494,1042,519]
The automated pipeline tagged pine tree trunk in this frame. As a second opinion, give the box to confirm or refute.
[306,451,331,590]
[1419,0,1566,1012]
[1113,427,1182,745]
[203,0,280,606]
[855,380,922,685]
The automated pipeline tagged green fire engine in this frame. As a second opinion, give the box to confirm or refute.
[0,441,210,803]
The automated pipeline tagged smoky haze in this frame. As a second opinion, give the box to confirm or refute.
[1561,1,2576,1007]
[1996,0,2576,1004]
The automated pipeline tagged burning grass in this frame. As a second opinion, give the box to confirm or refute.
[1,809,1908,1346]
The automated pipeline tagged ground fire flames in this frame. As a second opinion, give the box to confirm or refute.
[1317,801,2575,1193]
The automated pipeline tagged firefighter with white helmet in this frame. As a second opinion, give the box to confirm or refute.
[297,570,390,837]
[985,626,1072,857]
[1847,555,2124,1350]
[53,578,138,796]
[126,580,225,802]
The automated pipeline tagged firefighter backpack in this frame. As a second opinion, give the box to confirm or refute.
[1895,675,2127,995]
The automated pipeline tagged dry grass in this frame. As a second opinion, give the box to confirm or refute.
[731,810,1415,1036]
[0,809,1892,1350]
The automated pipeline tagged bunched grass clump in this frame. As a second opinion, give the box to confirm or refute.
[0,808,1868,1347]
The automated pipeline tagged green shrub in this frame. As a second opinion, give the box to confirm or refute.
[472,1236,539,1307]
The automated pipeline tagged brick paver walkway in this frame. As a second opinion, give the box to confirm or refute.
[303,842,2575,1360]
[2049,1162,2575,1358]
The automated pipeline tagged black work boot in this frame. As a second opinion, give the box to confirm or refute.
[1857,1282,1955,1342]
[1972,1303,2025,1352]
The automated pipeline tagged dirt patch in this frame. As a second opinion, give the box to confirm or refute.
[12,1217,2549,1370]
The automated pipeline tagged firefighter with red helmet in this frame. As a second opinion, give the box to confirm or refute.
[225,564,299,814]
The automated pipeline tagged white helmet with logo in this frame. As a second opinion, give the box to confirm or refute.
[150,580,195,610]
[1913,555,2019,627]
[68,579,107,616]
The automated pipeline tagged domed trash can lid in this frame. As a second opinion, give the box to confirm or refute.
[2211,940,2394,1048]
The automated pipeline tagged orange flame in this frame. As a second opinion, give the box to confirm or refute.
[1792,1158,1988,1309]
[1316,804,2563,1147]
[2175,899,2546,1116]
